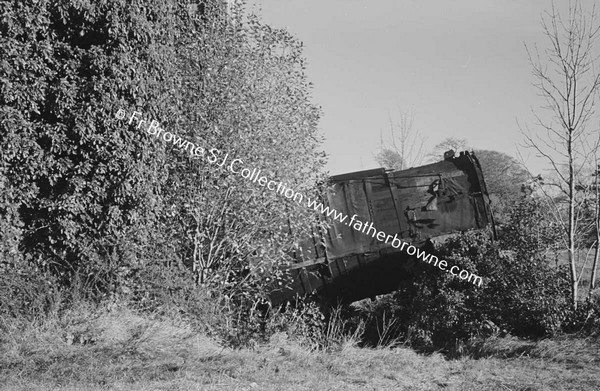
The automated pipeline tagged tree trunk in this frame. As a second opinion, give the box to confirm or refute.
[590,164,600,293]
[568,131,578,309]
[591,241,599,291]
[522,2,600,310]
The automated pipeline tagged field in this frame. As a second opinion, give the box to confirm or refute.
[1,306,599,391]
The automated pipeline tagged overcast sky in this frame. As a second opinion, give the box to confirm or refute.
[251,0,597,176]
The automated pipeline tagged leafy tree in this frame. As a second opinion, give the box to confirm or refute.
[157,4,326,306]
[1,0,182,297]
[374,148,404,171]
[428,137,469,162]
[0,0,325,323]
[475,150,532,224]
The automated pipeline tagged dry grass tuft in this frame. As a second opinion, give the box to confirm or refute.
[2,307,599,390]
[465,334,600,363]
[0,302,226,389]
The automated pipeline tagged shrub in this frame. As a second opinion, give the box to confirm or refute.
[265,300,366,351]
[0,266,62,319]
[351,198,571,352]
[0,0,325,333]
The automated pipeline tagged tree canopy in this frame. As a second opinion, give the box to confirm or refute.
[475,150,531,223]
[0,0,325,308]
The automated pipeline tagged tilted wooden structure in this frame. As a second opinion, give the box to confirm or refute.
[270,151,496,305]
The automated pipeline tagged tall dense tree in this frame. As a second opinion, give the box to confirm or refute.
[164,4,326,291]
[0,0,325,307]
[475,150,532,223]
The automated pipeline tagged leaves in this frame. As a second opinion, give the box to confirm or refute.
[1,0,326,320]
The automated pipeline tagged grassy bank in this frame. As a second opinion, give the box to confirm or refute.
[1,305,599,391]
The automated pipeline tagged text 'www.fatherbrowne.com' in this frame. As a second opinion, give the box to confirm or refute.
[117,109,483,287]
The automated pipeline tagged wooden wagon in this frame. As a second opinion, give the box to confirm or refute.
[270,151,496,305]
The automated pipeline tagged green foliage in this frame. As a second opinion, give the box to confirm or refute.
[499,197,562,256]
[265,300,327,347]
[374,148,404,170]
[350,198,571,351]
[265,300,366,351]
[428,137,469,162]
[140,0,326,310]
[1,0,186,299]
[0,267,61,319]
[0,0,325,329]
[475,150,531,224]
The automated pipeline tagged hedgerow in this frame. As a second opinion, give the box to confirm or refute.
[0,0,325,338]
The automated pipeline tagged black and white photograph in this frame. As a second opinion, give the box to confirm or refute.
[1,0,600,389]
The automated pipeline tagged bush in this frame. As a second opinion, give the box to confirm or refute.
[265,300,367,351]
[0,267,62,319]
[349,198,571,352]
[0,0,325,337]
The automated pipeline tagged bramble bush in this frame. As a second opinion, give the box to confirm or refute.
[351,198,572,351]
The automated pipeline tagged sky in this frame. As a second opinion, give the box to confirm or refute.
[250,0,598,176]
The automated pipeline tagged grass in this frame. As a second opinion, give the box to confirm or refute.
[1,304,600,390]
